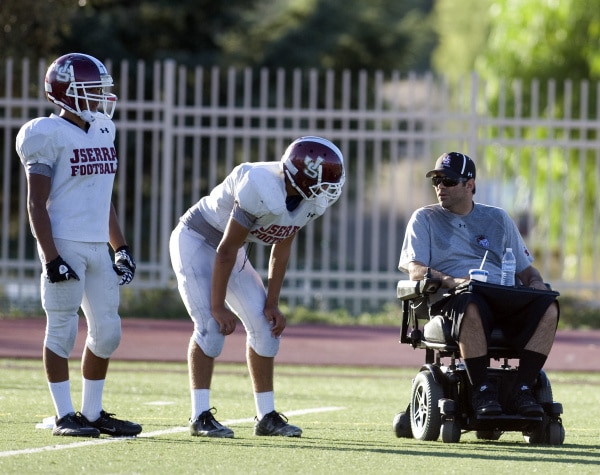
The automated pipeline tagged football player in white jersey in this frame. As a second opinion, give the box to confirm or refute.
[16,53,141,438]
[170,136,345,438]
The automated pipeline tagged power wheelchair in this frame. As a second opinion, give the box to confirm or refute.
[392,274,565,444]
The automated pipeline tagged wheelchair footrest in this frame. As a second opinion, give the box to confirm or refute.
[544,402,563,416]
[471,413,543,431]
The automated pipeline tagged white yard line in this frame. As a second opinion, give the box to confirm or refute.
[0,406,345,458]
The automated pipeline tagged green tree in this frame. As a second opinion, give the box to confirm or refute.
[60,0,260,67]
[1,0,73,60]
[221,0,436,72]
[2,0,437,72]
[433,0,600,106]
[476,0,599,83]
[432,0,600,278]
[431,0,492,81]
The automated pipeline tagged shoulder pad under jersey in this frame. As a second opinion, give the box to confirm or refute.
[15,117,62,168]
[234,163,286,217]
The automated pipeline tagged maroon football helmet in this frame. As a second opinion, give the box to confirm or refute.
[281,136,345,201]
[44,53,117,122]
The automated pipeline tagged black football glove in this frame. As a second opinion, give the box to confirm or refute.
[113,245,136,285]
[45,256,80,283]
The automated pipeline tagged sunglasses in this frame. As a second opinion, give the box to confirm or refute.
[431,176,465,187]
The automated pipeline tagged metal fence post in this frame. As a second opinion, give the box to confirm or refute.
[160,60,176,287]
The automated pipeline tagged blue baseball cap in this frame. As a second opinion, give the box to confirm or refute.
[426,152,476,180]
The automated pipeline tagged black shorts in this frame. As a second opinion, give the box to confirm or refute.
[431,282,559,350]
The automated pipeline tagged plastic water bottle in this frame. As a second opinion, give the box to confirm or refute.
[500,248,516,286]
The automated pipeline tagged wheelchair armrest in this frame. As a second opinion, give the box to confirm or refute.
[397,277,442,300]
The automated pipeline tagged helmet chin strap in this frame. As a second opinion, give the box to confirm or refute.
[284,168,313,200]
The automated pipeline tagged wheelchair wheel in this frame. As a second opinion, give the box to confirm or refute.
[440,419,461,443]
[410,370,443,441]
[393,406,413,438]
[547,421,565,445]
[524,420,565,445]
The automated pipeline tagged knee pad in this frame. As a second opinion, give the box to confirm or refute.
[86,316,122,358]
[45,314,79,359]
[193,318,225,358]
[247,328,281,358]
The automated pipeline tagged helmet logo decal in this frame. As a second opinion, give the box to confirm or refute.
[303,155,323,179]
[55,61,74,83]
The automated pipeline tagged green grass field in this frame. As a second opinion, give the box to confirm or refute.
[1,359,599,474]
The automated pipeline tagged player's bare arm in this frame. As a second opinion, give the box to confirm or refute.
[25,173,80,282]
[108,203,128,250]
[211,217,250,335]
[26,173,58,262]
[265,233,296,337]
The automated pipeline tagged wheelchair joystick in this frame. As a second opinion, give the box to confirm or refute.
[421,267,441,294]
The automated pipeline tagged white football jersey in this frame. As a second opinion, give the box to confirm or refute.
[186,162,330,245]
[16,113,118,242]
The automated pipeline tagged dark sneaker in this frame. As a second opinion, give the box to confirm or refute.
[254,411,302,437]
[53,413,100,438]
[189,408,234,438]
[511,385,544,416]
[84,410,142,437]
[472,383,502,416]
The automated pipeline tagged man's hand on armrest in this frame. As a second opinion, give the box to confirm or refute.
[518,265,549,290]
[407,262,467,289]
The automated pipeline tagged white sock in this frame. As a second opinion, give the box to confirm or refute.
[191,389,211,420]
[48,380,75,419]
[81,378,105,422]
[254,391,275,420]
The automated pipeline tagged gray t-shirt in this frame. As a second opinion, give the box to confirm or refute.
[398,202,534,285]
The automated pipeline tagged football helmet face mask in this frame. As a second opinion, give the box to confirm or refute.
[45,53,117,123]
[281,136,345,201]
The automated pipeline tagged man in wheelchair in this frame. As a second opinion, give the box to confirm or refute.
[398,152,559,419]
